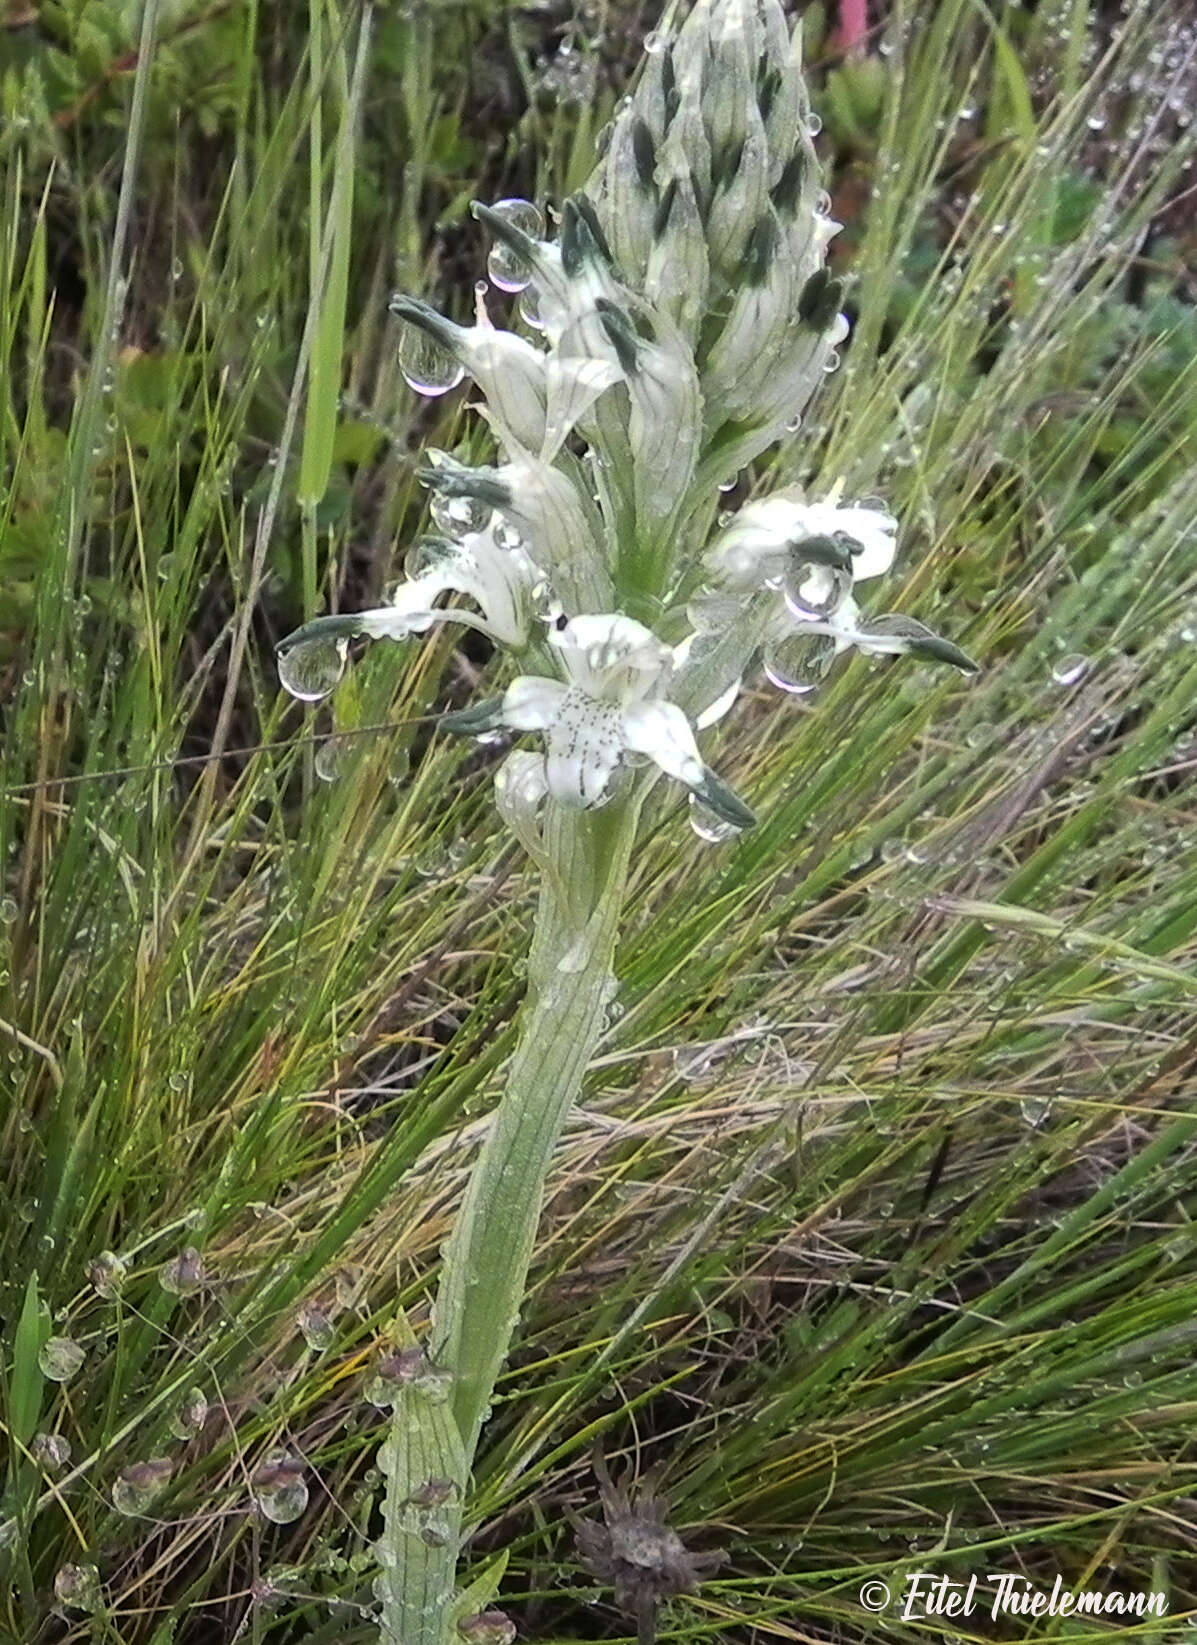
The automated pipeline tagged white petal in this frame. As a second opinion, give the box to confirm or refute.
[541,356,622,461]
[620,700,704,786]
[460,327,547,452]
[695,676,740,729]
[545,691,624,807]
[356,573,449,637]
[797,502,898,581]
[501,675,567,730]
[551,613,667,696]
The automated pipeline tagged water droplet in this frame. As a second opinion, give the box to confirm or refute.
[396,320,464,396]
[112,1458,172,1516]
[688,794,742,844]
[485,198,543,293]
[158,1246,205,1296]
[315,737,345,783]
[1020,1096,1053,1127]
[762,631,833,695]
[784,412,802,434]
[429,493,491,538]
[39,1337,85,1383]
[517,284,544,332]
[1051,652,1089,687]
[806,111,823,136]
[168,1386,209,1441]
[54,1563,102,1614]
[0,896,18,923]
[277,634,348,702]
[33,1432,72,1473]
[822,349,840,373]
[297,1302,335,1351]
[254,1451,309,1524]
[492,518,524,551]
[783,564,851,622]
[644,28,666,52]
[88,1247,128,1299]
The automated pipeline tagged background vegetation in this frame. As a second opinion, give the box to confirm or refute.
[2,0,1196,1640]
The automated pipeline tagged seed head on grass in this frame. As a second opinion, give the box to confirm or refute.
[574,1449,724,1645]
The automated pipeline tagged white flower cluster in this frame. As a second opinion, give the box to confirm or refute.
[277,0,976,837]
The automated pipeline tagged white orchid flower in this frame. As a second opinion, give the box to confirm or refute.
[708,490,899,589]
[390,292,620,463]
[461,614,754,823]
[276,521,539,673]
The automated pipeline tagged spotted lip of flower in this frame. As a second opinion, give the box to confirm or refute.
[474,613,755,825]
[277,520,539,660]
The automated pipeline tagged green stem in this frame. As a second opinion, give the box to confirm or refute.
[432,796,641,1458]
[374,799,640,1644]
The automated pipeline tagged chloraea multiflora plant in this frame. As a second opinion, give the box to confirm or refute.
[277,0,976,1637]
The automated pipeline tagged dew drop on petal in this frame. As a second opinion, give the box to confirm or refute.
[429,493,491,538]
[254,1451,309,1524]
[688,794,742,845]
[1051,653,1089,687]
[521,291,548,344]
[492,518,524,551]
[278,635,348,702]
[485,198,544,293]
[38,1337,85,1383]
[396,320,465,396]
[762,633,829,695]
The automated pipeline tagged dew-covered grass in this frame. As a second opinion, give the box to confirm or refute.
[2,0,1196,1640]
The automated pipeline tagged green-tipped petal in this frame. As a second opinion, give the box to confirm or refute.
[694,766,757,830]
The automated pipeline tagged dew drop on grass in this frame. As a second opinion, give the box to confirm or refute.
[806,111,822,136]
[277,634,348,702]
[253,1451,309,1524]
[168,1386,209,1441]
[158,1246,205,1296]
[112,1458,172,1516]
[396,321,465,396]
[688,794,742,845]
[484,198,544,293]
[88,1249,127,1298]
[38,1337,85,1383]
[33,1432,72,1472]
[297,1302,335,1351]
[314,737,344,784]
[1051,652,1089,686]
[54,1563,102,1614]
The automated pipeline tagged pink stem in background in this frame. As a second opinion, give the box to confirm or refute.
[831,0,869,55]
